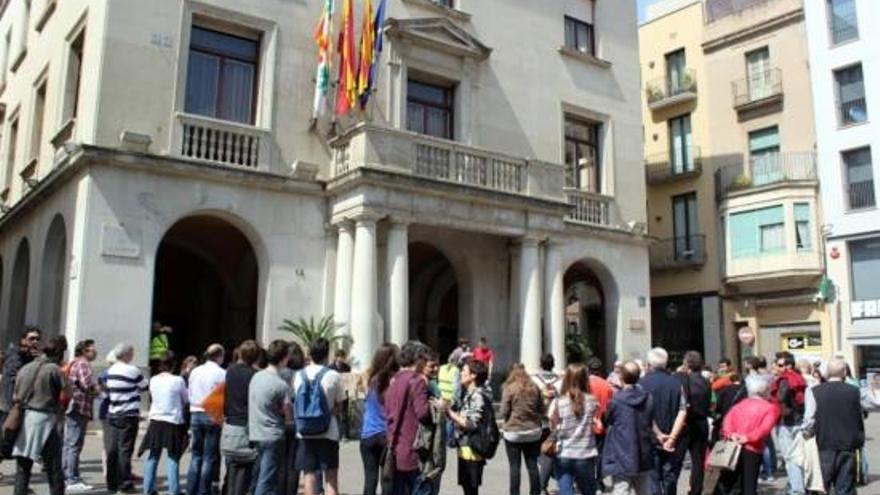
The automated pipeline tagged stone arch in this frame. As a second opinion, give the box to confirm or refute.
[6,238,31,345]
[151,214,261,358]
[39,215,67,338]
[563,258,620,368]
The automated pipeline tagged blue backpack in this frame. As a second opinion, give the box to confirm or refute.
[295,367,332,435]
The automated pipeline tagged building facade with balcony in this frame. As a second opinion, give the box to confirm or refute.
[640,0,724,366]
[703,0,831,363]
[0,0,651,372]
[804,0,880,373]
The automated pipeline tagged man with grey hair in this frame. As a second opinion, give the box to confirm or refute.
[639,347,687,495]
[187,344,227,495]
[104,343,148,493]
[803,357,864,495]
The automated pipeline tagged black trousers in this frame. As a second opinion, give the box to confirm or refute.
[106,415,139,492]
[0,410,14,459]
[360,433,391,495]
[224,459,255,495]
[819,449,856,495]
[686,419,709,495]
[15,426,64,495]
[716,449,761,495]
[505,439,541,495]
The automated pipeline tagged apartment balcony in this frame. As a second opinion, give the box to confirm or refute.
[645,147,702,185]
[732,69,783,114]
[650,234,707,271]
[715,151,816,198]
[838,98,868,127]
[171,112,274,172]
[329,124,617,229]
[645,69,698,112]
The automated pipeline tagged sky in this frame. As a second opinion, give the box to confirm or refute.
[637,0,664,23]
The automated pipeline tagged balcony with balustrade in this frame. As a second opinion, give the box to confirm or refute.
[645,69,698,112]
[732,69,784,114]
[715,151,816,199]
[645,146,702,185]
[328,124,618,229]
[171,112,274,172]
[650,234,707,271]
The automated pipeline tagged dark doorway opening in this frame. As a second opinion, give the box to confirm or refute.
[409,242,458,361]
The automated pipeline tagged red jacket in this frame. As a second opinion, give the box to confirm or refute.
[589,375,613,435]
[720,397,780,454]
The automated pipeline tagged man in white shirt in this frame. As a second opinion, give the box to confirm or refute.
[293,338,345,495]
[186,344,226,495]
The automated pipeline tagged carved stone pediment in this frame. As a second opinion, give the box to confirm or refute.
[385,17,491,61]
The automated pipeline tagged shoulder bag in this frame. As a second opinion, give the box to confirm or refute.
[3,360,47,434]
[707,439,742,471]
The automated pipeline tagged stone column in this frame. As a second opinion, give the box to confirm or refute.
[387,219,409,346]
[350,215,380,370]
[332,222,355,339]
[519,237,542,371]
[544,240,566,372]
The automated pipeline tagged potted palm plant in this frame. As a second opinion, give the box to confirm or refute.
[278,315,352,352]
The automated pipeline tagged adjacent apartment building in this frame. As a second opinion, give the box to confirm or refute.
[0,0,651,371]
[641,0,830,365]
[804,0,880,373]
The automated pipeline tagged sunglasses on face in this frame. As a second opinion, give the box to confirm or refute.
[26,336,41,342]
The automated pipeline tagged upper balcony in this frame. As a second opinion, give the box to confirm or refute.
[732,69,783,115]
[715,151,816,199]
[645,69,698,112]
[650,234,707,271]
[171,112,274,172]
[329,124,619,229]
[645,146,703,185]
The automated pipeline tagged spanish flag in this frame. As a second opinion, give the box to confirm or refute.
[335,0,356,116]
[357,0,386,110]
[312,0,334,118]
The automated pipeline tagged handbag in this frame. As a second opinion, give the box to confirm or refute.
[707,439,741,471]
[381,378,411,483]
[540,399,559,457]
[2,360,47,434]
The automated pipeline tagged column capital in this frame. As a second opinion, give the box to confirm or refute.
[351,210,385,226]
[331,219,355,233]
[516,235,544,247]
[387,215,414,228]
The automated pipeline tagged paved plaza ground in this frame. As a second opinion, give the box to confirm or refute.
[2,414,880,494]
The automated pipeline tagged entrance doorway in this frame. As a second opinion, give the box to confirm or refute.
[564,261,606,368]
[6,239,30,346]
[409,242,458,360]
[152,215,258,359]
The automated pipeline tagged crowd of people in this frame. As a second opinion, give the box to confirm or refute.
[0,326,877,495]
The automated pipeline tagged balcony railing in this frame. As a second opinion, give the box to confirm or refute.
[849,180,876,210]
[565,189,612,226]
[839,98,868,126]
[646,69,698,109]
[650,234,707,270]
[645,146,702,184]
[732,69,783,109]
[174,113,272,171]
[716,152,817,196]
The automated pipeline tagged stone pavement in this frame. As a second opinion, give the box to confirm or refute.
[2,414,880,495]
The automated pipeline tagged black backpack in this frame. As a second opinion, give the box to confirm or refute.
[468,391,500,459]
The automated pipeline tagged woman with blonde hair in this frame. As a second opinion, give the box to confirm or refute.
[500,363,545,495]
[549,363,599,495]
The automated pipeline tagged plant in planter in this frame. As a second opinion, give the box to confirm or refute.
[680,72,696,92]
[565,328,594,365]
[278,315,351,352]
[732,175,752,189]
[646,83,664,103]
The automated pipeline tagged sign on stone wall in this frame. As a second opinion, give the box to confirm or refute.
[101,223,141,259]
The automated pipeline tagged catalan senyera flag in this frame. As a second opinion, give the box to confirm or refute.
[335,0,357,116]
[312,0,335,118]
[358,0,386,110]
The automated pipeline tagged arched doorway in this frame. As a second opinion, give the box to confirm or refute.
[152,215,258,359]
[39,215,67,338]
[6,239,30,345]
[564,261,607,367]
[409,242,458,360]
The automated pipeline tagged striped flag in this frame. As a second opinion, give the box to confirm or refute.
[312,0,334,118]
[358,0,386,110]
[335,0,357,116]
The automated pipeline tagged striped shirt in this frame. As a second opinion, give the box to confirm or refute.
[552,394,599,459]
[106,362,148,417]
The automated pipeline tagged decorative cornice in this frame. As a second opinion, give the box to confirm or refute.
[385,17,491,61]
[702,8,804,54]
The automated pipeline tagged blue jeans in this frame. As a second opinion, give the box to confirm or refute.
[144,452,180,495]
[776,425,805,494]
[253,439,285,495]
[392,470,419,495]
[651,447,684,495]
[186,412,221,495]
[555,457,596,495]
[62,412,89,483]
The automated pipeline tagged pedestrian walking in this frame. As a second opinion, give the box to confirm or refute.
[588,359,614,491]
[803,357,865,495]
[680,351,712,495]
[105,343,149,494]
[602,361,655,495]
[640,347,687,495]
[549,363,599,495]
[148,323,173,375]
[249,340,294,495]
[716,374,781,495]
[186,344,226,495]
[220,340,261,495]
[472,337,495,385]
[293,338,345,495]
[415,351,448,495]
[532,353,560,494]
[771,351,807,495]
[138,351,188,495]
[500,363,544,495]
[447,358,493,495]
[279,342,306,495]
[11,335,68,495]
[0,327,42,462]
[63,339,99,492]
[384,340,434,494]
[360,343,399,495]
[711,373,746,444]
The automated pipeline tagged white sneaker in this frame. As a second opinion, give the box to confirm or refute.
[66,482,94,492]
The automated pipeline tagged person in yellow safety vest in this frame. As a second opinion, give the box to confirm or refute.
[438,357,461,404]
[149,324,173,361]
